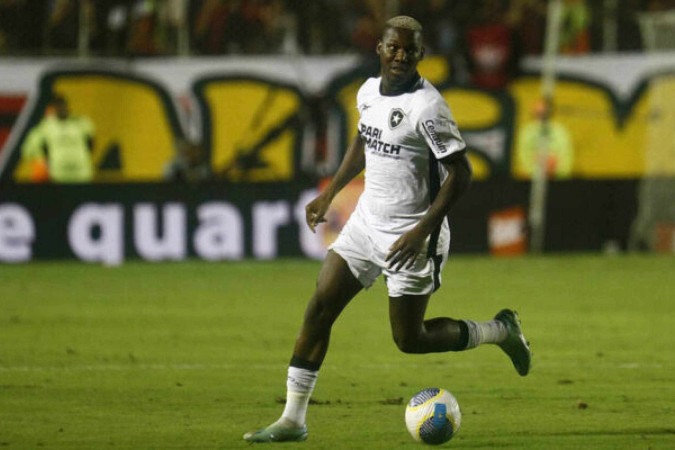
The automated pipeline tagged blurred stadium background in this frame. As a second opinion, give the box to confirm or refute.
[0,0,675,262]
[1,3,675,449]
[0,0,670,57]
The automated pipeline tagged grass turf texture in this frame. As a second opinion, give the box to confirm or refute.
[1,255,673,449]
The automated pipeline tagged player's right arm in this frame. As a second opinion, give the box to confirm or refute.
[305,133,365,233]
[21,125,46,161]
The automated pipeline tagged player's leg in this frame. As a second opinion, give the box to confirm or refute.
[292,249,364,364]
[492,308,532,376]
[244,250,363,442]
[388,295,531,375]
[388,294,467,353]
[385,244,531,375]
[275,250,364,434]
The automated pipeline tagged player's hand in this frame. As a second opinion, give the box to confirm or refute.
[386,229,426,271]
[305,194,330,233]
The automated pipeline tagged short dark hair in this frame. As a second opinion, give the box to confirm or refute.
[384,16,423,34]
[51,93,67,105]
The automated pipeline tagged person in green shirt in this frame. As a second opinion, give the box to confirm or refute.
[22,95,95,183]
[516,98,574,179]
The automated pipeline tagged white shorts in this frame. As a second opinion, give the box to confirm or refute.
[329,211,449,298]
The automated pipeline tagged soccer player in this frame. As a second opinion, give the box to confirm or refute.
[244,16,531,443]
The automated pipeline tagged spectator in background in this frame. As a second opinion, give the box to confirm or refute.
[258,0,298,54]
[21,95,96,183]
[9,0,46,53]
[90,0,133,56]
[192,0,228,54]
[127,0,160,56]
[289,0,348,54]
[163,139,212,183]
[163,0,188,53]
[424,0,462,55]
[0,0,22,54]
[414,0,471,85]
[225,0,258,53]
[350,12,380,56]
[464,0,521,90]
[191,0,287,55]
[45,0,80,51]
[342,0,384,56]
[507,0,547,56]
[515,98,574,179]
[239,0,291,54]
[191,0,249,54]
[615,0,644,52]
[559,0,591,54]
[645,0,675,11]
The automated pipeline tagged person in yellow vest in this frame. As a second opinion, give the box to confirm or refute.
[516,98,573,179]
[21,95,95,183]
[559,0,591,54]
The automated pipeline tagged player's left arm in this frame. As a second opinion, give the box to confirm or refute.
[386,151,472,270]
[387,98,471,270]
[80,116,95,152]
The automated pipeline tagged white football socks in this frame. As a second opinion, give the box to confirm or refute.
[280,366,318,427]
[463,319,508,349]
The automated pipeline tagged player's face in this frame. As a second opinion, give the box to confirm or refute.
[377,27,424,91]
[54,100,69,120]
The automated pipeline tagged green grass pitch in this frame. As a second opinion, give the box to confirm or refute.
[1,254,674,449]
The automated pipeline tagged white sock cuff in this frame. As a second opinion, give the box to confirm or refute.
[464,319,508,348]
[464,320,481,349]
[287,366,318,394]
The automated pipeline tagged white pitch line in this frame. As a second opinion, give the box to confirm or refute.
[0,361,475,373]
[0,361,667,373]
[0,363,271,372]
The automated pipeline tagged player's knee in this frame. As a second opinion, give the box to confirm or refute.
[393,332,422,354]
[304,297,338,329]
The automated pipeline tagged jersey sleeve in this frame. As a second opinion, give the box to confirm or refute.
[79,116,95,137]
[416,97,466,159]
[21,123,46,160]
[356,77,378,116]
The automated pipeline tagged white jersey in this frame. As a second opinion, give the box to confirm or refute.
[353,76,466,256]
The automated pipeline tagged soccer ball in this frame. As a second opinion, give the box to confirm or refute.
[404,387,461,445]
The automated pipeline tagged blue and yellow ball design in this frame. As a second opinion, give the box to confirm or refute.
[405,387,461,445]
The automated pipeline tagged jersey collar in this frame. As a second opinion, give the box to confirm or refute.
[380,72,424,96]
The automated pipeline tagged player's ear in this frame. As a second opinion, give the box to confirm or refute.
[376,40,383,55]
[420,46,425,61]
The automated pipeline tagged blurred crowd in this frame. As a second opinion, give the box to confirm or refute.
[1,0,675,59]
